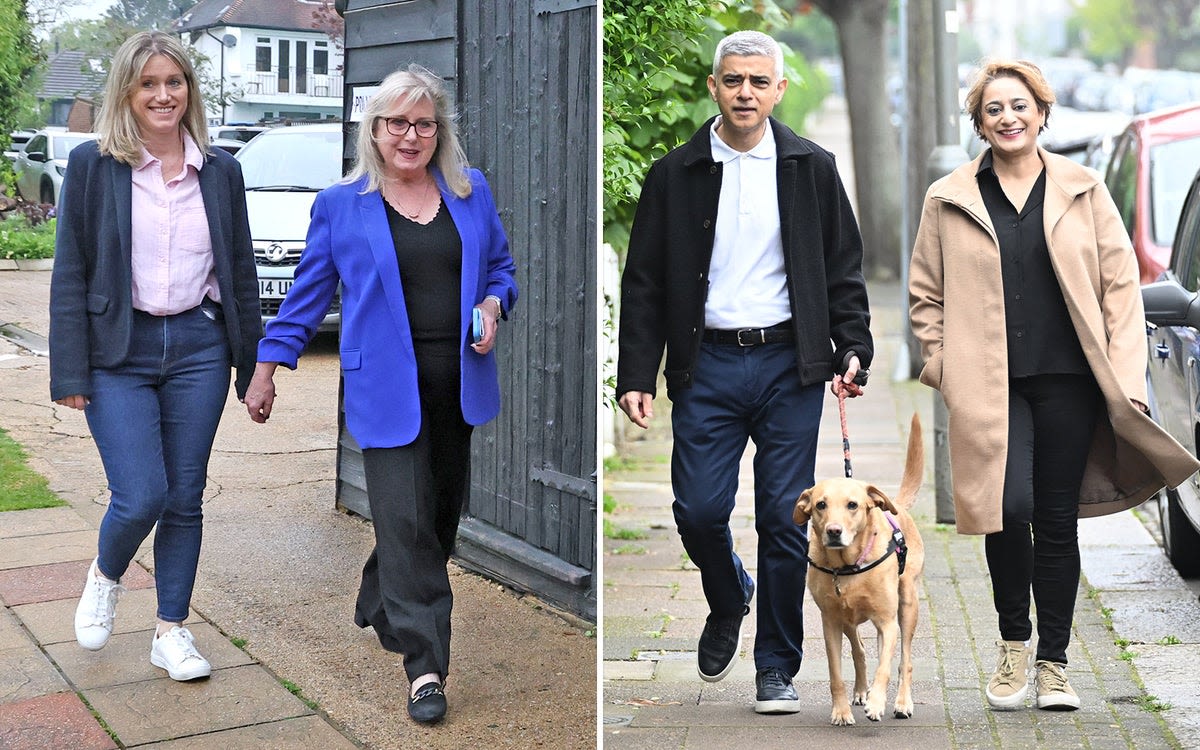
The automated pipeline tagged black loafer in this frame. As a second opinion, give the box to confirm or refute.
[697,580,754,682]
[754,666,800,714]
[408,681,447,724]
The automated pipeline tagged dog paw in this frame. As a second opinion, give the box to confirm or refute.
[831,707,855,726]
[894,697,914,719]
[852,689,868,706]
[864,700,886,722]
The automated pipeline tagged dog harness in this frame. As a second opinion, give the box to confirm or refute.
[804,512,908,597]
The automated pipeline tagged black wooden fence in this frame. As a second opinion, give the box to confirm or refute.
[335,0,597,621]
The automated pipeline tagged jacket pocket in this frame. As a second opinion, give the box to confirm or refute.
[340,348,361,371]
[86,294,109,315]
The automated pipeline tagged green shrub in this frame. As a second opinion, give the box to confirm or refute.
[0,213,55,260]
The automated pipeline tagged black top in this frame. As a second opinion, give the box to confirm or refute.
[385,197,463,346]
[976,151,1090,378]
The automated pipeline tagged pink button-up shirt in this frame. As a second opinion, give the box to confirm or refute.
[130,133,220,315]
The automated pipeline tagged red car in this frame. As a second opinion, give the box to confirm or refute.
[1104,103,1200,283]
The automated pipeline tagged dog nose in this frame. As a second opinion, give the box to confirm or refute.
[826,524,842,537]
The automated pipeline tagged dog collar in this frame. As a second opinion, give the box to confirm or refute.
[804,512,908,594]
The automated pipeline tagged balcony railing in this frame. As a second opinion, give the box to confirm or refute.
[242,68,344,99]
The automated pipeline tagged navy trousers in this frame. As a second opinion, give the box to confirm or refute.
[669,341,822,677]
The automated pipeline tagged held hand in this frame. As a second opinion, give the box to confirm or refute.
[618,391,654,429]
[1131,398,1149,414]
[831,355,865,398]
[54,395,89,410]
[470,299,501,355]
[244,363,279,423]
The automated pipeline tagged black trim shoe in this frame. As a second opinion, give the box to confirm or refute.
[697,580,754,682]
[408,681,447,724]
[754,666,800,714]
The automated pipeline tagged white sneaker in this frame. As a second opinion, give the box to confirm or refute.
[74,558,125,651]
[150,626,212,681]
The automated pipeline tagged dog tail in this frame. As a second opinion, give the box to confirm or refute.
[894,413,924,510]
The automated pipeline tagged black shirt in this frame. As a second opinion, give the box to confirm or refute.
[976,151,1090,378]
[384,198,463,346]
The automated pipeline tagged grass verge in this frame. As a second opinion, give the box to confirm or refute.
[0,427,65,511]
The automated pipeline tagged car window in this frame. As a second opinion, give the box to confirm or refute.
[1150,135,1200,247]
[1105,133,1137,235]
[1177,179,1200,292]
[52,135,95,159]
[237,130,342,190]
[25,135,46,154]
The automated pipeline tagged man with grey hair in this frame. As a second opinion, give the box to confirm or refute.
[617,29,873,713]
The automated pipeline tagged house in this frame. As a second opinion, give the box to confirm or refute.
[39,50,106,128]
[174,0,344,126]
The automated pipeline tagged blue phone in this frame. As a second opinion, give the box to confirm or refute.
[472,307,485,343]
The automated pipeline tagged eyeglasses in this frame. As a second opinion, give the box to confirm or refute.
[382,117,439,138]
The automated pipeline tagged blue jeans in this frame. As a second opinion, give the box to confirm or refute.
[669,342,822,676]
[86,302,231,623]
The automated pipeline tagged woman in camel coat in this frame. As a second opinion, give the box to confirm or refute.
[909,59,1198,714]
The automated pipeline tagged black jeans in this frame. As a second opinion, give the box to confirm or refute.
[985,373,1100,665]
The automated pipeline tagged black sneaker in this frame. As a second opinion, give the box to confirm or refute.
[697,580,754,682]
[408,681,447,724]
[754,666,800,714]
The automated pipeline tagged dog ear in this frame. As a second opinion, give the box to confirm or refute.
[794,489,813,525]
[866,485,900,514]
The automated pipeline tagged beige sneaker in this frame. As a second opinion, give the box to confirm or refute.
[1035,660,1080,711]
[986,639,1031,709]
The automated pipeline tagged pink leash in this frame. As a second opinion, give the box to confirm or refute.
[838,389,853,478]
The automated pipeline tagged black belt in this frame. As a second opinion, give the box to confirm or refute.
[703,322,793,346]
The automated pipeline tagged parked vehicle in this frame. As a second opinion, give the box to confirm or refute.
[236,123,344,331]
[212,124,269,144]
[1142,166,1200,576]
[13,130,99,205]
[1105,103,1200,283]
[4,129,36,163]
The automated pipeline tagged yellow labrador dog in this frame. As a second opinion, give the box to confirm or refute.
[793,414,925,726]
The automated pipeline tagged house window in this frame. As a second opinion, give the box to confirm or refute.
[314,41,328,76]
[256,37,272,73]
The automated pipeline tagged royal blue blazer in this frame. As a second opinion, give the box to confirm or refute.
[258,169,518,449]
[49,141,262,402]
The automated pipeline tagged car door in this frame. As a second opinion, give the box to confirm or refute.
[1148,172,1200,521]
[14,134,45,202]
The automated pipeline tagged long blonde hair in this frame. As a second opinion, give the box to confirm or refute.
[96,31,210,165]
[344,64,472,198]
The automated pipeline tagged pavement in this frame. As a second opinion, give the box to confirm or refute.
[601,99,1200,749]
[0,269,596,749]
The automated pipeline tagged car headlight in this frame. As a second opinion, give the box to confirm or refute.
[54,162,67,177]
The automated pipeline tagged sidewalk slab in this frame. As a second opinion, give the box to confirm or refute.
[0,640,70,702]
[0,691,117,750]
[134,715,359,749]
[0,559,155,607]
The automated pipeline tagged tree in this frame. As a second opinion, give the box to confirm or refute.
[806,0,902,280]
[104,0,191,29]
[0,0,42,193]
[1074,0,1200,69]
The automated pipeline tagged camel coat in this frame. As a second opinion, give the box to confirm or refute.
[908,147,1200,535]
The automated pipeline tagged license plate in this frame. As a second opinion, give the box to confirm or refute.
[259,279,292,299]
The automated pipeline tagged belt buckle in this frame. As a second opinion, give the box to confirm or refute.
[735,328,763,346]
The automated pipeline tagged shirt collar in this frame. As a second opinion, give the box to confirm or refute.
[709,117,776,164]
[135,131,205,172]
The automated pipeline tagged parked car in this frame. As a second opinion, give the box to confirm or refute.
[212,124,269,144]
[13,130,99,205]
[1142,166,1200,576]
[4,129,36,163]
[236,123,344,331]
[1105,103,1200,283]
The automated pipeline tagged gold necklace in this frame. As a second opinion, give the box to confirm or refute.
[386,176,432,219]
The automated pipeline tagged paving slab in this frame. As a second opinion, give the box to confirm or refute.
[84,664,312,747]
[12,589,201,646]
[0,529,98,569]
[0,691,117,750]
[0,559,155,607]
[0,640,70,703]
[0,506,91,538]
[132,715,359,749]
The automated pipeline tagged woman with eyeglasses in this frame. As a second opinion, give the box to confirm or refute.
[243,64,518,724]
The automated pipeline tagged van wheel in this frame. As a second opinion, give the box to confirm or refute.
[40,181,54,205]
[1158,487,1200,577]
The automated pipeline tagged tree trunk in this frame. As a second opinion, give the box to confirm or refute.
[810,0,901,281]
[903,0,936,377]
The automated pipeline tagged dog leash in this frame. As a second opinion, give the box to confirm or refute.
[838,388,853,478]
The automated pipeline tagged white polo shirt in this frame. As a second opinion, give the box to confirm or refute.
[704,118,791,330]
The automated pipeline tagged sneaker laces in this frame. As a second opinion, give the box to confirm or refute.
[758,666,790,691]
[992,641,1025,688]
[159,627,204,665]
[1037,662,1069,693]
[81,577,125,627]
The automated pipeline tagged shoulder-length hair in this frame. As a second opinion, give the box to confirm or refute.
[344,64,472,198]
[96,31,210,165]
[964,59,1056,140]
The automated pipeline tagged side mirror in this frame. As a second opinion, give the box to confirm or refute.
[1142,280,1200,328]
[24,151,46,163]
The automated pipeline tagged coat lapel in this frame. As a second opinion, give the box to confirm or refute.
[197,158,231,289]
[109,158,134,291]
[440,172,479,335]
[359,187,413,342]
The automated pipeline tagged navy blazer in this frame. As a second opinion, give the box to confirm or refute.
[49,140,262,401]
[257,170,518,449]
